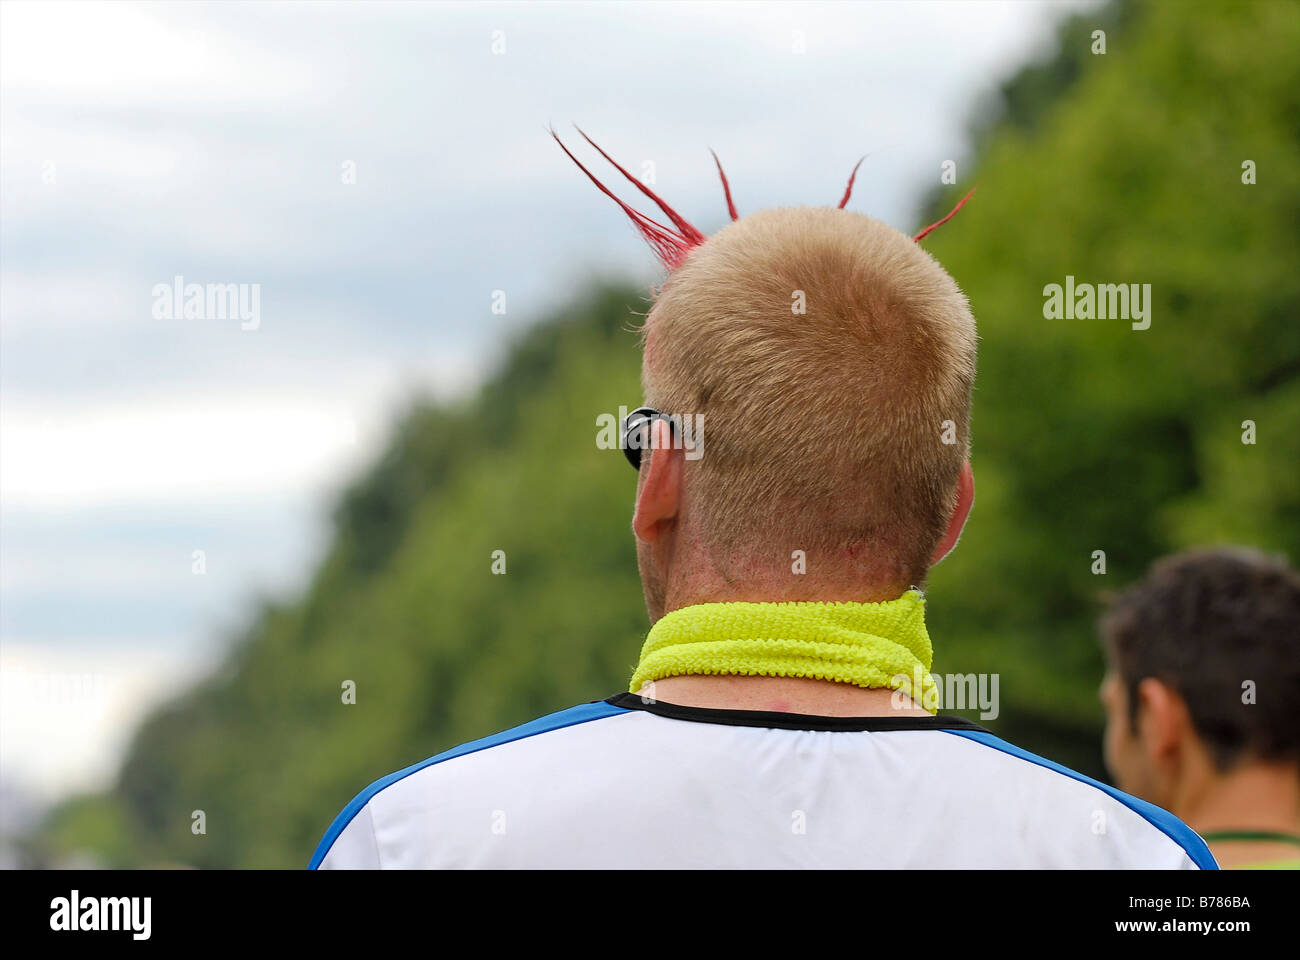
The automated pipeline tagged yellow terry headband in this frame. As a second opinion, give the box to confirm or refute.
[629,589,938,712]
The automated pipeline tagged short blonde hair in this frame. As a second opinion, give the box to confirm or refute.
[643,207,976,584]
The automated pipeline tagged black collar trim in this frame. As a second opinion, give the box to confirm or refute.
[604,692,990,733]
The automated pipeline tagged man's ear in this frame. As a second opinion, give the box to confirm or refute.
[930,459,974,566]
[1134,677,1192,767]
[632,418,683,544]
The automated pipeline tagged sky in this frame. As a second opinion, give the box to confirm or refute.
[0,0,1099,811]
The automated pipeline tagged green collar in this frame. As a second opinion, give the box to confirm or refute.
[629,589,937,712]
[1201,830,1300,847]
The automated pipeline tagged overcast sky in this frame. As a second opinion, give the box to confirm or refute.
[0,0,1097,807]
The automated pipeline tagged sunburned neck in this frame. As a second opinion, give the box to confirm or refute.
[665,580,913,611]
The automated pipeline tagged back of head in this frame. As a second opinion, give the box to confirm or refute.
[1102,546,1300,772]
[553,131,978,592]
[644,207,975,588]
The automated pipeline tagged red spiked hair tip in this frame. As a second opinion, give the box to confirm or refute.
[552,129,973,269]
[838,156,867,209]
[711,149,739,222]
[913,187,976,243]
[550,127,706,271]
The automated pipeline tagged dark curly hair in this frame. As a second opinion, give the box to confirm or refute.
[1101,547,1300,773]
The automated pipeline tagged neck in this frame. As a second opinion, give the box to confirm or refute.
[665,579,912,613]
[658,537,914,616]
[637,674,931,717]
[1177,759,1300,832]
[1173,758,1300,867]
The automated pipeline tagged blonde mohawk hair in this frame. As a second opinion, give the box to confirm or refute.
[556,130,977,588]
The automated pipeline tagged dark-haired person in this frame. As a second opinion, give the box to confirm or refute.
[310,136,1213,868]
[1100,547,1300,869]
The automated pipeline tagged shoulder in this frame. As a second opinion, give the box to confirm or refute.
[939,727,1217,869]
[309,699,633,869]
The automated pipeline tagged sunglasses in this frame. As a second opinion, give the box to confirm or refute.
[621,406,677,470]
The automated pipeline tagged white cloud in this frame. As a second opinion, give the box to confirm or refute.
[0,640,215,800]
[0,394,378,510]
[0,0,311,104]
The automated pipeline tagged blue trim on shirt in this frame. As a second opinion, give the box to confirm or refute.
[308,699,633,869]
[943,728,1218,869]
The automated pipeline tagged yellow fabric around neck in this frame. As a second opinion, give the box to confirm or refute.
[628,589,937,712]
